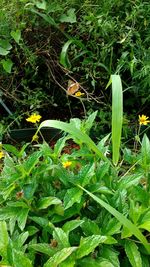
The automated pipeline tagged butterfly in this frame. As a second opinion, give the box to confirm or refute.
[67,79,80,95]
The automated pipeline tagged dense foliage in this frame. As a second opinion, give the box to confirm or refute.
[0,1,150,266]
[1,0,150,132]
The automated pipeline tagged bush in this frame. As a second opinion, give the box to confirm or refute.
[0,76,150,266]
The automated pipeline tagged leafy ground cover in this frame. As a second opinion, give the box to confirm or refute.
[0,76,150,266]
[1,1,150,266]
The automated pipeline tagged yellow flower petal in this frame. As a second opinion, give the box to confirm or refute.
[62,161,72,168]
[75,91,85,97]
[0,151,4,159]
[26,113,42,124]
[138,115,150,125]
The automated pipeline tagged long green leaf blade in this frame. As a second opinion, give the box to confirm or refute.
[77,185,150,254]
[37,120,109,163]
[60,39,73,68]
[111,75,123,165]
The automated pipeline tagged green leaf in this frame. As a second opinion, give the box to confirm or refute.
[26,226,39,236]
[0,207,19,221]
[81,218,100,236]
[53,228,70,248]
[3,144,20,157]
[59,8,76,23]
[100,246,119,267]
[77,185,150,254]
[84,111,98,133]
[1,59,13,73]
[37,120,109,163]
[14,231,29,249]
[29,243,56,256]
[111,75,123,165]
[35,0,47,10]
[10,29,21,44]
[62,220,84,234]
[118,173,143,189]
[59,256,75,267]
[76,235,107,259]
[23,151,42,175]
[30,9,56,26]
[29,216,49,227]
[60,39,73,68]
[17,208,29,230]
[125,240,142,267]
[54,136,69,157]
[44,247,77,267]
[0,221,9,258]
[0,47,10,55]
[77,257,114,267]
[139,221,150,232]
[37,197,62,209]
[101,218,121,235]
[0,40,12,50]
[141,255,150,267]
[64,188,82,209]
[60,38,88,69]
[12,249,33,267]
[141,134,150,168]
[121,226,133,238]
[103,236,118,245]
[2,184,16,200]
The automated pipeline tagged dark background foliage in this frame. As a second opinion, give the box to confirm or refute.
[0,0,150,131]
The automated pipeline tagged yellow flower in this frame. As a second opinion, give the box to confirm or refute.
[32,134,39,142]
[26,113,42,124]
[0,151,4,159]
[138,115,150,125]
[62,161,72,168]
[75,91,85,97]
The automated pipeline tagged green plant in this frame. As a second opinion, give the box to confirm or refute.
[0,74,150,266]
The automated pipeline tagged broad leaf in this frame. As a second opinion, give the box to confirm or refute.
[81,218,100,235]
[29,243,56,257]
[125,240,142,267]
[35,0,47,10]
[100,246,120,267]
[0,47,10,55]
[37,197,62,209]
[76,235,107,259]
[64,187,82,209]
[62,220,84,234]
[17,208,29,231]
[23,151,42,175]
[77,257,114,267]
[101,217,121,235]
[59,8,76,23]
[0,221,9,258]
[1,59,13,73]
[44,247,77,267]
[53,228,70,248]
[12,249,33,267]
[11,29,21,44]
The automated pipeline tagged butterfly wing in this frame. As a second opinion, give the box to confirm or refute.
[67,80,80,95]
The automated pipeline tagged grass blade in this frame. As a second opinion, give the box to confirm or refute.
[111,75,123,165]
[37,120,110,163]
